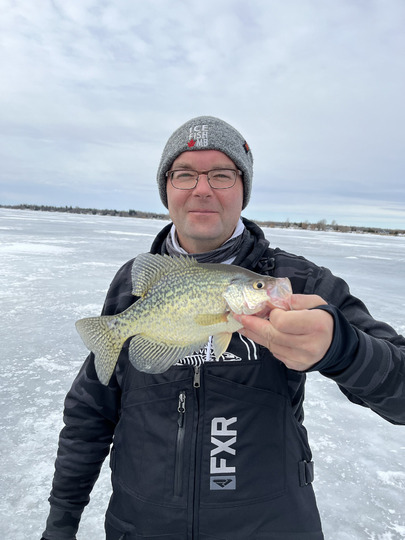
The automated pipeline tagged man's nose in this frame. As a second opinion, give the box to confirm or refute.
[192,174,213,194]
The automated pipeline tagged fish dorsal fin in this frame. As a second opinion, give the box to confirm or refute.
[212,332,233,359]
[129,334,206,374]
[131,253,198,297]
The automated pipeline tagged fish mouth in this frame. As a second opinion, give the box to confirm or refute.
[266,280,292,310]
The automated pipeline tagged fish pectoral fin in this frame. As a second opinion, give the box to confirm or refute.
[212,332,232,359]
[129,335,204,374]
[194,312,228,326]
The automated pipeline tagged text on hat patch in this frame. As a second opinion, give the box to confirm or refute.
[188,124,209,148]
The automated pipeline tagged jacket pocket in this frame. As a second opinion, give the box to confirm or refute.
[112,379,193,507]
[199,373,287,507]
[106,509,189,540]
[174,390,187,497]
[105,510,135,539]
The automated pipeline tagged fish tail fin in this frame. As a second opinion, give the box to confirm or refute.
[75,315,128,385]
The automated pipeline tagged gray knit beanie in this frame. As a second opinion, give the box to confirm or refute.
[157,115,253,209]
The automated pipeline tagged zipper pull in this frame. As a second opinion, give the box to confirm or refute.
[193,366,201,388]
[177,391,186,427]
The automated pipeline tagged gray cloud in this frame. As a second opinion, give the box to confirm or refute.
[1,0,404,228]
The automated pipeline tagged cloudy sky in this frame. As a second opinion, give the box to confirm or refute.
[1,0,404,228]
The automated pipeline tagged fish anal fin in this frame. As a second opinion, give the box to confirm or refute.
[129,334,205,374]
[212,332,232,360]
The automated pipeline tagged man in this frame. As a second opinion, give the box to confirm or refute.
[42,116,405,540]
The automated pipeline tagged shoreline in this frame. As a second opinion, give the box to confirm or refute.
[1,204,403,237]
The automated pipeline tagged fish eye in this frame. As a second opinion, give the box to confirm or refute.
[253,281,265,290]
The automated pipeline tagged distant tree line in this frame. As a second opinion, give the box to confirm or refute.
[0,204,170,220]
[1,204,403,236]
[254,217,404,236]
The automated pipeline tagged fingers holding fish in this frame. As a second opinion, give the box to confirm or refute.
[271,307,334,370]
[235,294,334,372]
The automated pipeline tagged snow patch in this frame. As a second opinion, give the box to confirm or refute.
[377,471,405,489]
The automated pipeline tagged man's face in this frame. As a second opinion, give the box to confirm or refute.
[166,150,244,253]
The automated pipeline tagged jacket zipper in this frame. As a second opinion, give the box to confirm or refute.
[193,365,201,388]
[174,390,186,497]
[192,365,202,539]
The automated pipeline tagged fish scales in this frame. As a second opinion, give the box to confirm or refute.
[75,253,292,384]
[136,272,232,351]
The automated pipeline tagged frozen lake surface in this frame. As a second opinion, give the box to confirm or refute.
[0,208,404,539]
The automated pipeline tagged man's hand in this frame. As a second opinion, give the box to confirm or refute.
[234,294,334,371]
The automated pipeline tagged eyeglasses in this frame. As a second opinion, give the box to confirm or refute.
[165,168,242,190]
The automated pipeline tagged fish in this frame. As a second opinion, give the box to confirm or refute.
[75,253,292,384]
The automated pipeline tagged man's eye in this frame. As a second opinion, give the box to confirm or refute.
[174,171,195,180]
[212,172,232,179]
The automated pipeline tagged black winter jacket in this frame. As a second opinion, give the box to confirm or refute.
[42,219,405,540]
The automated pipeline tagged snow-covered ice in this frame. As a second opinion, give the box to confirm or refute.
[0,208,404,539]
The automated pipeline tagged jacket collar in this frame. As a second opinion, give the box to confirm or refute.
[149,217,272,273]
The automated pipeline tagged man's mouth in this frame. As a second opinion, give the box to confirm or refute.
[189,209,218,215]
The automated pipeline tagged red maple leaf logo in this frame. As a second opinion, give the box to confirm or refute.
[188,139,196,148]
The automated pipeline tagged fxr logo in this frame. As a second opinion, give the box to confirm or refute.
[210,417,237,490]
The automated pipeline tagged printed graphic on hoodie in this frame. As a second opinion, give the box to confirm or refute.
[175,334,259,366]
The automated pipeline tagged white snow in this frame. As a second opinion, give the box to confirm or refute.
[0,208,404,540]
[0,242,74,254]
[377,471,405,489]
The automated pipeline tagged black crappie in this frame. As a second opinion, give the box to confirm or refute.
[75,253,292,384]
